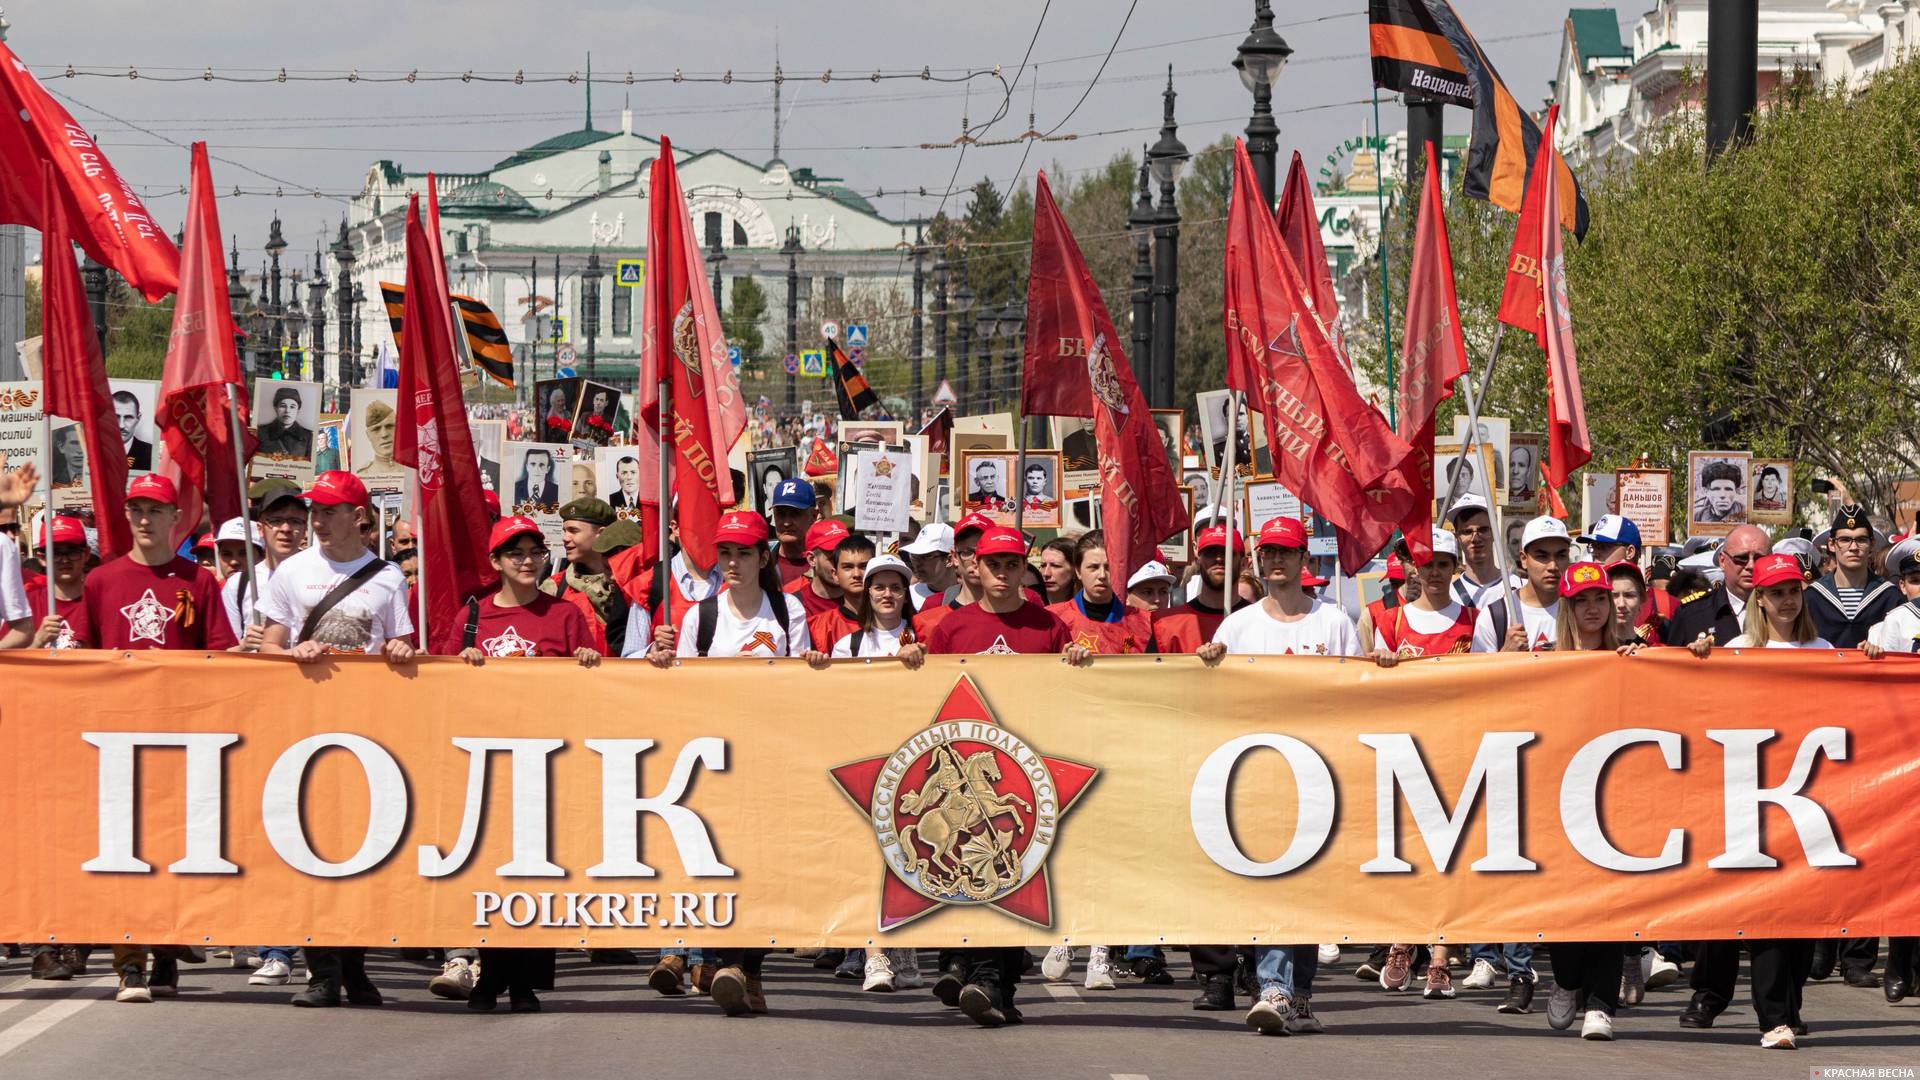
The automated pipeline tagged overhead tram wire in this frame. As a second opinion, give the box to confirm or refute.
[931,0,1051,224]
[1004,0,1138,195]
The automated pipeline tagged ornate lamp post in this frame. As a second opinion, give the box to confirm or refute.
[308,243,329,397]
[331,219,358,388]
[931,253,951,399]
[974,298,998,417]
[998,296,1024,413]
[265,213,287,357]
[583,246,602,382]
[80,256,109,356]
[285,275,307,379]
[1128,148,1155,378]
[1146,68,1189,410]
[951,277,974,410]
[781,223,804,411]
[1233,0,1293,208]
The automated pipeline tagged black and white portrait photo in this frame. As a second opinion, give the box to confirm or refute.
[749,447,799,517]
[108,380,158,473]
[252,381,318,460]
[509,443,567,514]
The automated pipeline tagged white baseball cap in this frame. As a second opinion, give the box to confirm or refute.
[215,517,264,547]
[1519,515,1571,552]
[901,522,955,556]
[1443,492,1491,526]
[861,554,913,589]
[1126,560,1176,590]
[1427,526,1460,560]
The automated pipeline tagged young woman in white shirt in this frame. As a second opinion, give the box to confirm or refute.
[1689,554,1833,654]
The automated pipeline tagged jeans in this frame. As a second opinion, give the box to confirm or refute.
[1468,941,1536,981]
[1122,945,1163,963]
[662,947,713,964]
[1253,944,1317,999]
[258,947,296,966]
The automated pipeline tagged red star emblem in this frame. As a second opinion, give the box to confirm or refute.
[829,675,1097,930]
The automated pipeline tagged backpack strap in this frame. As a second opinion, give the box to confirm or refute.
[461,597,482,652]
[696,595,720,657]
[1489,600,1509,651]
[297,558,387,645]
[771,593,791,654]
[849,628,863,657]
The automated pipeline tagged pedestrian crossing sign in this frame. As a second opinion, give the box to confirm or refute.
[616,259,644,287]
[845,324,869,349]
[800,349,827,377]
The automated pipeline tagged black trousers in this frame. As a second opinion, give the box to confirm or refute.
[713,948,766,977]
[304,947,372,989]
[1835,935,1878,975]
[960,947,1024,1007]
[1888,937,1918,984]
[1548,942,1627,1016]
[1188,946,1256,978]
[1690,939,1812,1032]
[475,948,555,994]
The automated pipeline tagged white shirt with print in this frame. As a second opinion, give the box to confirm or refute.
[1471,597,1560,652]
[1724,634,1835,650]
[0,536,29,623]
[257,546,413,652]
[675,591,810,658]
[1211,598,1362,657]
[831,622,906,658]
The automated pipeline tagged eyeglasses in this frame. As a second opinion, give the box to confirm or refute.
[1453,526,1492,539]
[260,518,307,531]
[1832,536,1872,548]
[1720,550,1762,565]
[498,548,547,564]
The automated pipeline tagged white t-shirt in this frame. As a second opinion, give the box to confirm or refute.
[258,546,413,653]
[831,622,906,658]
[1212,598,1362,657]
[1471,597,1559,652]
[0,535,28,623]
[1867,603,1920,653]
[222,559,275,638]
[1450,570,1503,610]
[676,591,811,658]
[911,581,941,608]
[1373,602,1469,651]
[1725,634,1835,649]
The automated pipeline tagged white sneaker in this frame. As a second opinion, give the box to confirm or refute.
[887,948,924,990]
[1041,945,1074,982]
[248,958,291,985]
[1083,946,1115,990]
[1316,943,1341,964]
[862,952,895,992]
[1463,957,1499,990]
[1759,1024,1796,1049]
[1245,989,1291,1036]
[428,958,476,1000]
[1580,1009,1615,1041]
[1646,953,1680,988]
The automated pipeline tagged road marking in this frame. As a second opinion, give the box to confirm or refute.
[1044,983,1081,1001]
[0,984,113,1061]
[1111,1074,1151,1080]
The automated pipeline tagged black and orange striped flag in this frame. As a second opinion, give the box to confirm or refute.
[1368,0,1589,239]
[829,337,877,420]
[378,281,516,388]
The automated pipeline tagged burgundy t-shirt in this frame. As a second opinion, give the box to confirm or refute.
[467,593,592,658]
[82,555,237,651]
[784,575,841,619]
[775,549,810,588]
[927,601,1070,656]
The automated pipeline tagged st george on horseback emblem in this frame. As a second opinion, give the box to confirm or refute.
[829,676,1098,930]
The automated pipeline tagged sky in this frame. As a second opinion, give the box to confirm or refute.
[12,0,1638,266]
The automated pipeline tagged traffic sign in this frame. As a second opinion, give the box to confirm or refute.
[556,344,578,366]
[931,379,958,406]
[616,258,645,287]
[556,366,577,380]
[821,320,840,341]
[783,354,800,375]
[799,348,827,377]
[728,345,743,367]
[844,324,869,349]
[549,315,568,342]
[849,346,865,369]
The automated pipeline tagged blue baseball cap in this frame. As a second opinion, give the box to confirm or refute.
[770,478,817,510]
[1577,514,1641,549]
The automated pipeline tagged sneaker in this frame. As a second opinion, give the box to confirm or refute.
[957,982,1006,1027]
[862,953,896,992]
[116,964,152,1004]
[1083,946,1115,990]
[647,954,687,996]
[1286,997,1325,1034]
[30,950,73,981]
[1355,946,1383,982]
[1646,953,1680,989]
[709,966,751,1017]
[249,958,292,986]
[834,949,865,981]
[1127,956,1174,986]
[1498,976,1535,1014]
[1423,963,1455,999]
[1547,983,1585,1030]
[1620,950,1645,1007]
[1317,943,1341,964]
[1041,945,1074,982]
[888,949,924,990]
[932,958,966,1007]
[148,957,178,997]
[429,958,475,1001]
[1581,1009,1615,1041]
[1463,957,1499,990]
[1760,1024,1796,1049]
[1244,989,1291,1036]
[1380,944,1414,991]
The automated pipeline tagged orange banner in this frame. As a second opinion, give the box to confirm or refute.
[1,650,1916,948]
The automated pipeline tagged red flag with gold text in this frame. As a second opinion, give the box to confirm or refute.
[1396,142,1471,559]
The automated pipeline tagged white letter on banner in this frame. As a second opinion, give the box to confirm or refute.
[1358,732,1537,873]
[1708,728,1857,869]
[418,738,566,878]
[584,738,734,879]
[81,733,240,874]
[262,734,409,878]
[1190,734,1335,876]
[1560,729,1685,871]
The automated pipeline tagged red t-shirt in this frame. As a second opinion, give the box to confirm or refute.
[927,601,1070,655]
[82,555,237,651]
[807,605,862,653]
[1151,600,1225,654]
[783,575,841,619]
[775,549,810,588]
[23,573,90,650]
[1047,597,1153,655]
[465,592,592,658]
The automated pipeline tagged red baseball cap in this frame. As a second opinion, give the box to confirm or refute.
[1750,552,1807,590]
[1301,569,1329,589]
[974,527,1030,558]
[954,512,997,542]
[482,489,502,519]
[488,515,545,554]
[1604,559,1646,587]
[715,510,771,547]
[1256,516,1307,550]
[1557,560,1609,599]
[1384,554,1407,582]
[126,473,179,506]
[303,470,369,508]
[1195,525,1245,554]
[806,519,851,554]
[38,515,86,550]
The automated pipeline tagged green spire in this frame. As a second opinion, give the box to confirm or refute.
[585,52,592,131]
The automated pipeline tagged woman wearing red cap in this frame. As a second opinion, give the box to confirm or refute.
[1047,531,1153,655]
[23,516,93,650]
[1554,561,1625,653]
[1366,529,1476,664]
[1688,553,1832,652]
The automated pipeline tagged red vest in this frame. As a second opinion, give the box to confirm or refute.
[1376,603,1478,657]
[1047,598,1153,655]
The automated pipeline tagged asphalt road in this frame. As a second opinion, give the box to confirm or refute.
[0,948,1914,1079]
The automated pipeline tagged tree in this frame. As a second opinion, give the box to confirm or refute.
[725,275,769,360]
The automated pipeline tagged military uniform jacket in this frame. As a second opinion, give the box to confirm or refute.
[1804,573,1901,649]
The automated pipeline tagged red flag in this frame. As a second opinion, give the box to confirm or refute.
[158,144,252,550]
[803,437,838,478]
[394,194,497,655]
[917,406,954,465]
[1223,139,1419,576]
[1275,151,1352,373]
[1533,112,1591,489]
[1024,170,1186,590]
[1396,142,1472,561]
[1496,106,1558,341]
[39,162,130,560]
[638,136,748,572]
[0,43,178,301]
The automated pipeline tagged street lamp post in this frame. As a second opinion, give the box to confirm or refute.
[974,299,997,417]
[910,223,926,421]
[999,297,1024,415]
[1128,149,1155,378]
[705,214,727,315]
[331,220,358,388]
[583,247,601,383]
[79,255,109,358]
[932,254,950,401]
[1234,0,1292,209]
[1146,67,1189,411]
[265,213,287,360]
[782,224,804,412]
[951,277,974,410]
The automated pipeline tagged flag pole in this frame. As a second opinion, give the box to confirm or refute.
[412,491,427,650]
[40,413,54,644]
[1440,323,1519,629]
[1219,392,1240,618]
[223,383,262,631]
[655,368,673,637]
